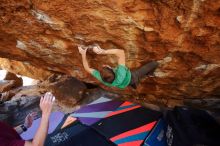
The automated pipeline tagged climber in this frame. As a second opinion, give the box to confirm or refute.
[78,45,158,89]
[0,92,55,146]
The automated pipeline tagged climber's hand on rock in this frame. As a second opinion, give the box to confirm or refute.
[40,92,55,117]
[78,46,88,56]
[93,46,104,54]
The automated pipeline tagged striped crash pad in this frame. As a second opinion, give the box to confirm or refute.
[71,97,123,125]
[40,97,164,146]
[92,101,162,146]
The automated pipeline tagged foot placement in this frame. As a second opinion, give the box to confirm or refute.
[157,55,172,65]
[145,61,159,76]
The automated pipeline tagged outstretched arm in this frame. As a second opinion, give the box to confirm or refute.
[24,92,55,146]
[93,46,125,65]
[78,46,94,74]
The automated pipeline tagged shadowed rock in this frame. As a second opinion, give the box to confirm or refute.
[0,80,16,92]
[4,72,23,87]
[0,96,40,127]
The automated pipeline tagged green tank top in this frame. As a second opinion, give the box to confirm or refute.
[92,65,131,89]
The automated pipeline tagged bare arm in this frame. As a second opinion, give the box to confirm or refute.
[82,53,94,74]
[93,46,125,65]
[103,49,125,65]
[24,92,54,146]
[78,46,94,74]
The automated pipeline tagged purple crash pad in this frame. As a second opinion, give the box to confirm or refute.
[72,97,123,125]
[21,111,64,140]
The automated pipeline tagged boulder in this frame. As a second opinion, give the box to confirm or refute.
[0,0,219,106]
[0,80,16,92]
[44,75,87,107]
[4,72,23,88]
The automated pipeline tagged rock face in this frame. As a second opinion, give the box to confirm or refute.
[0,80,16,92]
[4,72,23,87]
[0,96,41,126]
[0,0,220,106]
[0,58,52,80]
[43,75,87,107]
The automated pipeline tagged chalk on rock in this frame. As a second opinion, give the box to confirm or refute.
[31,10,53,24]
[176,15,184,23]
[16,40,27,50]
[144,27,154,32]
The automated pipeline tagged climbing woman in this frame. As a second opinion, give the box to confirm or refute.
[78,45,158,89]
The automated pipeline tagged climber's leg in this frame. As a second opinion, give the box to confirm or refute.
[129,72,138,89]
[129,61,158,88]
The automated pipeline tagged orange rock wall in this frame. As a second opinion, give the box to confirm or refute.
[0,0,220,106]
[0,58,52,80]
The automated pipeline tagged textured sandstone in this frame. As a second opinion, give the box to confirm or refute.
[4,71,23,87]
[0,80,16,92]
[0,58,52,80]
[0,0,220,106]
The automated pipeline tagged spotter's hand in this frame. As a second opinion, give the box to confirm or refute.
[40,92,55,117]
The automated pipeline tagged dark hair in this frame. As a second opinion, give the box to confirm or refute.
[87,47,96,55]
[100,66,115,83]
